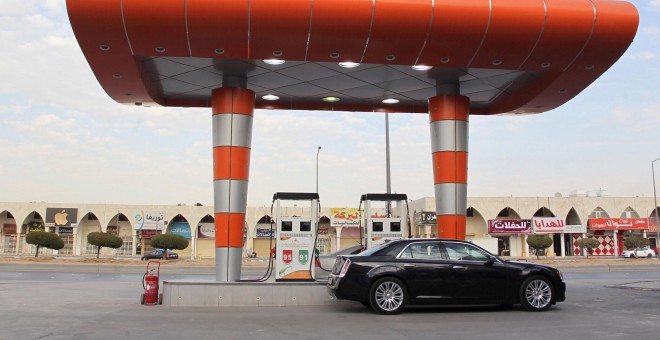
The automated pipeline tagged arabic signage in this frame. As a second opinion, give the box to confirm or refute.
[649,217,659,233]
[331,208,387,227]
[589,218,648,230]
[415,211,436,225]
[198,224,215,239]
[169,222,191,239]
[532,217,566,233]
[58,227,73,235]
[488,219,532,234]
[133,211,165,230]
[256,228,274,238]
[331,208,360,227]
[46,208,78,227]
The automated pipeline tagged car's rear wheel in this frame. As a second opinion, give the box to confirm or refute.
[369,277,407,315]
[647,253,653,258]
[520,276,554,312]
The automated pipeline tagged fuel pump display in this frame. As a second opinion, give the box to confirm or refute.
[361,193,409,249]
[273,192,319,281]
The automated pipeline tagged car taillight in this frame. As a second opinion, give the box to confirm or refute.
[338,258,351,278]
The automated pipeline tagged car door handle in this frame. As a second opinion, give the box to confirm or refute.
[403,264,416,268]
[452,265,467,270]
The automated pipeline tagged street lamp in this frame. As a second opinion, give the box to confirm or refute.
[653,157,660,254]
[316,146,322,193]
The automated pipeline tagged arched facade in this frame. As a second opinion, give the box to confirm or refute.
[1,197,658,258]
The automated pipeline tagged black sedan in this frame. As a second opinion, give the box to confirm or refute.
[140,249,179,261]
[327,239,565,314]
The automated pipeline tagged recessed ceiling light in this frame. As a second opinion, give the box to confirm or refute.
[541,62,551,68]
[386,55,396,61]
[559,88,567,93]
[112,74,122,79]
[323,97,340,103]
[412,65,432,71]
[99,45,110,51]
[155,47,166,53]
[440,57,450,63]
[264,59,285,65]
[262,94,279,101]
[492,60,502,66]
[272,50,283,57]
[214,48,225,55]
[338,62,360,68]
[585,64,595,70]
[382,98,399,104]
[330,53,340,59]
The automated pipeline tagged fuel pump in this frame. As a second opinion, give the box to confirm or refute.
[273,192,319,281]
[361,193,409,249]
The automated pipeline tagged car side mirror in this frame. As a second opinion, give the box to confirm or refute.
[486,256,497,266]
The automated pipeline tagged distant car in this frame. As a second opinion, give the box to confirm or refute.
[327,239,566,314]
[622,247,655,258]
[141,249,179,261]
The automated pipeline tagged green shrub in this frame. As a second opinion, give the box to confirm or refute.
[577,238,600,258]
[623,236,649,250]
[25,231,64,257]
[87,232,123,259]
[150,234,189,258]
[526,235,553,260]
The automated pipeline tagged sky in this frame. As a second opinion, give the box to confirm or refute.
[1,1,659,208]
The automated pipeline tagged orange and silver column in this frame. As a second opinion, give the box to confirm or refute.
[212,87,254,281]
[429,94,469,240]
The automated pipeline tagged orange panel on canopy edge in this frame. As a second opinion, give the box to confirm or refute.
[187,0,249,59]
[519,0,596,72]
[416,0,490,68]
[249,0,311,61]
[361,0,432,65]
[469,0,546,69]
[122,0,189,57]
[306,0,373,63]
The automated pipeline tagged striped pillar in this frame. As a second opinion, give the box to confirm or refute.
[212,87,254,281]
[429,95,469,240]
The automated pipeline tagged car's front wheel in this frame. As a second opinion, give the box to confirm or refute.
[520,276,554,312]
[369,277,407,315]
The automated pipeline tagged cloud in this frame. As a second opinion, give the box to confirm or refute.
[624,51,658,61]
[651,0,660,11]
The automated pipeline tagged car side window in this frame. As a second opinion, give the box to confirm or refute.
[442,242,489,262]
[399,242,444,260]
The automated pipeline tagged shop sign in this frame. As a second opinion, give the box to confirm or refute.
[564,225,586,233]
[415,212,436,225]
[198,224,215,238]
[141,229,161,238]
[532,217,566,233]
[133,211,165,230]
[488,219,532,234]
[58,227,73,235]
[649,217,659,233]
[256,228,274,238]
[169,222,191,239]
[46,208,78,227]
[331,208,360,227]
[589,218,648,230]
